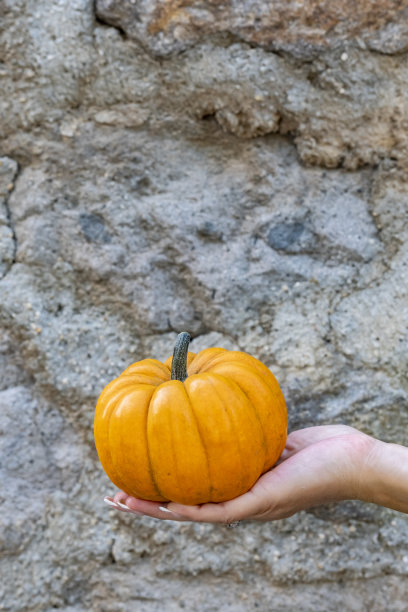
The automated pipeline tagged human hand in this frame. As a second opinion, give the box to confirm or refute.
[104,425,379,523]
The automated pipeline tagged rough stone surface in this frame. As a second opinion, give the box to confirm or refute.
[1,1,408,611]
[0,157,18,278]
[96,0,408,57]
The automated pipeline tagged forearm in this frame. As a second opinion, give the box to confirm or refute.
[361,440,408,514]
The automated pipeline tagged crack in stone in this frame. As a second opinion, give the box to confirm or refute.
[92,0,161,64]
[94,10,128,41]
[1,161,20,280]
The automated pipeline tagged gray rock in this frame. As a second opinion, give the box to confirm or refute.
[95,0,408,58]
[0,157,18,278]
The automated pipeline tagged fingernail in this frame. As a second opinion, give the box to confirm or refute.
[104,497,118,507]
[116,501,129,510]
[159,506,173,513]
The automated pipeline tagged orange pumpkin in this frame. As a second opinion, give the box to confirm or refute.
[94,332,287,505]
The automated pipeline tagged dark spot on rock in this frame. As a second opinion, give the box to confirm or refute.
[197,221,223,241]
[201,111,216,122]
[266,222,305,251]
[135,176,151,194]
[79,213,112,244]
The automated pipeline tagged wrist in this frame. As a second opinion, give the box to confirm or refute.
[357,438,386,504]
[358,438,408,513]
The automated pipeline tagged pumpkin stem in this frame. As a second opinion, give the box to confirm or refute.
[171,332,191,382]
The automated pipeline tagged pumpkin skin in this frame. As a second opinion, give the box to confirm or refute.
[94,341,287,505]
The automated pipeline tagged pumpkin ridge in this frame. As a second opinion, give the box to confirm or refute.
[205,374,246,497]
[183,379,213,501]
[107,385,166,498]
[122,358,171,380]
[205,351,278,388]
[168,385,186,499]
[120,373,168,386]
[224,362,285,468]
[95,375,122,407]
[105,388,136,492]
[189,348,228,375]
[145,388,167,500]
[207,356,287,467]
[226,368,269,463]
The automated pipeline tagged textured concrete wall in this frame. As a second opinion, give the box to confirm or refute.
[1,1,408,610]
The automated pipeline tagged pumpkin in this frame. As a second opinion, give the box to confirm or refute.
[94,332,287,505]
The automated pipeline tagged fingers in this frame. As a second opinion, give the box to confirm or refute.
[167,488,273,524]
[104,493,187,521]
[104,486,273,524]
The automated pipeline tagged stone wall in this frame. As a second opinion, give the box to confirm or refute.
[1,1,408,610]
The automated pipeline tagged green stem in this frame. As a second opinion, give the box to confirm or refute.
[171,332,191,382]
